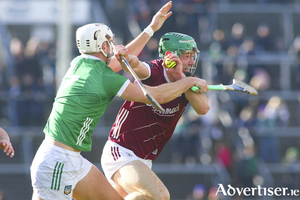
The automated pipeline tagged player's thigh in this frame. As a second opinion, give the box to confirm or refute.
[73,164,123,200]
[114,182,130,198]
[113,160,169,199]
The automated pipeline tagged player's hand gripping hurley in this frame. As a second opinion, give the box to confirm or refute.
[191,79,258,96]
[105,34,165,112]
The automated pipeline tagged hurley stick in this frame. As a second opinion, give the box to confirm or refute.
[191,79,258,96]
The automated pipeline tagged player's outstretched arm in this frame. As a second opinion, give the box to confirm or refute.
[0,127,15,158]
[121,76,206,105]
[116,48,206,105]
[109,1,172,72]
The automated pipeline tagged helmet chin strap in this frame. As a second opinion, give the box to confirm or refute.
[100,41,114,64]
[106,52,114,65]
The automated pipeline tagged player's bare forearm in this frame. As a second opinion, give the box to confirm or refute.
[126,33,151,56]
[145,77,204,104]
[123,55,149,79]
[184,78,210,115]
[185,90,210,115]
[0,128,9,144]
[121,77,202,106]
[114,46,141,74]
[108,31,151,73]
[108,32,151,73]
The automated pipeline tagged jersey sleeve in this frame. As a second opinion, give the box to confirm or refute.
[116,80,130,97]
[143,60,164,86]
[140,62,151,80]
[102,68,130,97]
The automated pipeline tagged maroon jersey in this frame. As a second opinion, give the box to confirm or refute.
[109,59,189,160]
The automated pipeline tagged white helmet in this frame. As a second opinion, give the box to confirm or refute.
[76,23,114,58]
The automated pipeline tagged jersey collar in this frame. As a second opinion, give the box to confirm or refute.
[81,53,102,61]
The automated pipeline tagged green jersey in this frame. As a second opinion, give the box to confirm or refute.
[44,54,129,151]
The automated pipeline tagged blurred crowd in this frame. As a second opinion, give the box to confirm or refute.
[0,36,57,127]
[1,1,300,198]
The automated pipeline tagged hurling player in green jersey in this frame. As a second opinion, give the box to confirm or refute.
[30,3,208,200]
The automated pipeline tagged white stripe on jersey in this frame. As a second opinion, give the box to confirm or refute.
[111,108,129,139]
[143,132,164,143]
[76,117,93,146]
[133,122,159,131]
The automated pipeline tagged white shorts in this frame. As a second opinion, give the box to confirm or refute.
[101,140,152,187]
[30,139,92,200]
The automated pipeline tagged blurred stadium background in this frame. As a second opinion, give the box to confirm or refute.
[1,0,300,199]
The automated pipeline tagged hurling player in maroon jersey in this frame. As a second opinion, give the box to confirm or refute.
[101,31,210,200]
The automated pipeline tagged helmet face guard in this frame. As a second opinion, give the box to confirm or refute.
[158,32,200,76]
[181,50,200,77]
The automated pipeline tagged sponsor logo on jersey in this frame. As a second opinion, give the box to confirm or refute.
[152,103,180,115]
[64,185,72,195]
[152,149,158,155]
[126,152,133,157]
